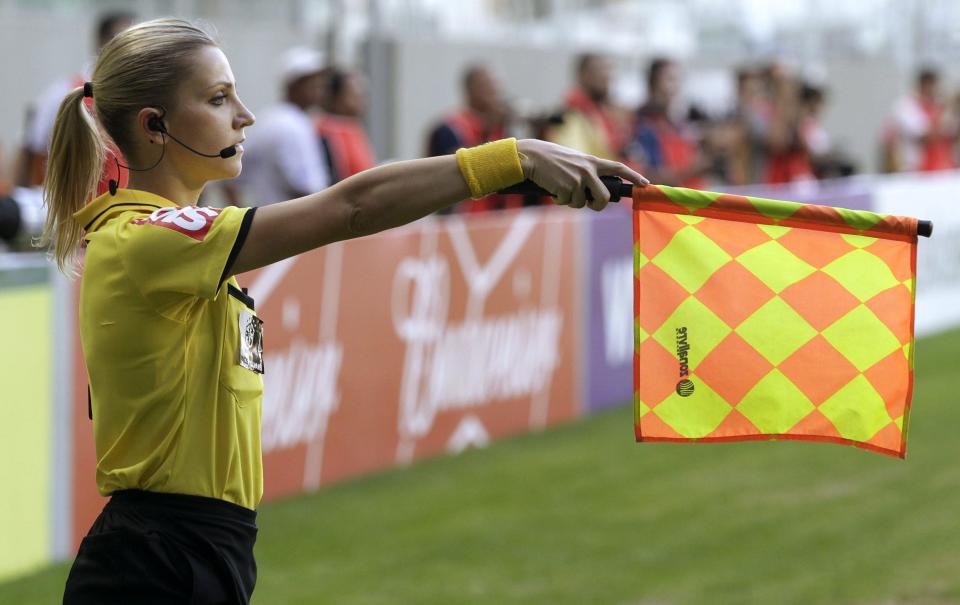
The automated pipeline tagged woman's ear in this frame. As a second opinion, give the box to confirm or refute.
[135,108,165,144]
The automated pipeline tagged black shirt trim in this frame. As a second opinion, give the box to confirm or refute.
[219,207,257,289]
[83,203,162,231]
[227,283,255,311]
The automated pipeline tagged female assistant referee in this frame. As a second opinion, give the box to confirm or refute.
[43,18,646,605]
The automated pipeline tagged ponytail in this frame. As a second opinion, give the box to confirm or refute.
[37,87,106,275]
[37,19,218,275]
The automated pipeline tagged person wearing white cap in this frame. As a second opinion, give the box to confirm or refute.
[234,47,331,206]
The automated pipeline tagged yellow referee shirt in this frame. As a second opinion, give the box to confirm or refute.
[73,188,263,510]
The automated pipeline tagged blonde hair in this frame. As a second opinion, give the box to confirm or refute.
[39,18,218,274]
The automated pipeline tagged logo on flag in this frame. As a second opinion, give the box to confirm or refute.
[676,379,695,397]
[675,326,694,396]
[675,326,690,377]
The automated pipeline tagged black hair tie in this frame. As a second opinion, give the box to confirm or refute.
[83,82,93,98]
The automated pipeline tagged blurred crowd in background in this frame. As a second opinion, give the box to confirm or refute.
[3,9,960,248]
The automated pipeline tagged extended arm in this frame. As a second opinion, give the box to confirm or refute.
[229,138,646,276]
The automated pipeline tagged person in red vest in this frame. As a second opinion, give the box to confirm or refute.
[426,65,516,212]
[761,62,817,184]
[548,53,632,163]
[724,67,775,185]
[316,68,375,183]
[882,67,959,173]
[630,57,711,189]
[16,12,134,195]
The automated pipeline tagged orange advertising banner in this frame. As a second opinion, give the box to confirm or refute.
[70,208,582,548]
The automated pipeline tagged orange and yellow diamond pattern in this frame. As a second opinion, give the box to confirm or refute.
[633,185,918,458]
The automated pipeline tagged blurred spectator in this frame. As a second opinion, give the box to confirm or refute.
[881,67,959,173]
[427,65,510,157]
[547,53,631,161]
[724,67,774,185]
[798,84,856,179]
[0,146,45,251]
[234,47,330,206]
[0,193,16,244]
[14,11,134,189]
[316,68,375,183]
[0,187,44,252]
[763,62,816,184]
[0,145,10,197]
[729,63,856,184]
[0,146,13,247]
[426,65,518,212]
[630,57,711,188]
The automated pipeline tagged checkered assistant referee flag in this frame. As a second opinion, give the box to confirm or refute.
[633,185,919,458]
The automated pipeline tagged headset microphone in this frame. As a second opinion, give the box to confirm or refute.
[107,116,237,195]
[108,114,239,195]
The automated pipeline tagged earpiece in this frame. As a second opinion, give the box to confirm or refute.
[147,115,166,133]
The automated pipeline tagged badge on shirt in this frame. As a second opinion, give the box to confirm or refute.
[239,309,264,374]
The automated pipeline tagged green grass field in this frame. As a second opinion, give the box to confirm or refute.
[3,327,959,604]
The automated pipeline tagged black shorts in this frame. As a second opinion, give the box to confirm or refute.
[63,489,258,605]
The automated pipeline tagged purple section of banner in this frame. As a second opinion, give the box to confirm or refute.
[584,203,634,412]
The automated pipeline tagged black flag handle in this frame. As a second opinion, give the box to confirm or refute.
[499,175,628,203]
[497,178,934,238]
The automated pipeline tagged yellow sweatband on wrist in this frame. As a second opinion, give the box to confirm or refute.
[455,137,525,199]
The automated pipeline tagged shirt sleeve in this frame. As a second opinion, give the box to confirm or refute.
[118,205,256,302]
[427,124,462,157]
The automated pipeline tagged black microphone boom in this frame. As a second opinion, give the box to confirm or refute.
[107,126,238,195]
[163,129,236,158]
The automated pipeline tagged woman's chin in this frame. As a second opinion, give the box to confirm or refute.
[213,161,243,181]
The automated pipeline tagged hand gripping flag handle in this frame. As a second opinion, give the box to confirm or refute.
[499,175,629,204]
[498,177,934,238]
